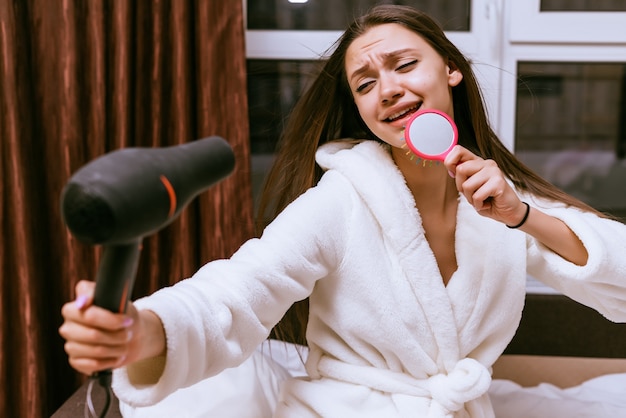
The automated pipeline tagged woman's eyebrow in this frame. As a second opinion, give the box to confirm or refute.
[383,48,416,60]
[349,48,418,83]
[349,63,371,84]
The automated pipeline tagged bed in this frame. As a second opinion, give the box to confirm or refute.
[489,293,626,417]
[52,293,626,417]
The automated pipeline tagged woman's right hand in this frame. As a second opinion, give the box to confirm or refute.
[59,280,164,375]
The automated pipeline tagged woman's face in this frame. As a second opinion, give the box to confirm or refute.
[345,23,462,148]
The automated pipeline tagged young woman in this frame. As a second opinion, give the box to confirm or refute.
[60,5,626,417]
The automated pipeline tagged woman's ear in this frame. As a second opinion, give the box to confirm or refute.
[447,60,463,87]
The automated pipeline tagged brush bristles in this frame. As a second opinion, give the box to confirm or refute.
[400,139,439,166]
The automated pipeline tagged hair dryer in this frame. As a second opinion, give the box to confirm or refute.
[61,136,235,313]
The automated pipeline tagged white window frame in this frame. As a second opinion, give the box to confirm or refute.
[509,0,626,44]
[499,43,626,152]
[499,1,626,151]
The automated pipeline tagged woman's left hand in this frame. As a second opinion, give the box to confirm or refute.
[444,145,528,227]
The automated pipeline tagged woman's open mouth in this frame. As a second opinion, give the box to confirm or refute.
[384,104,422,123]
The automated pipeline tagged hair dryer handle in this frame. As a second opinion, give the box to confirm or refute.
[94,241,142,313]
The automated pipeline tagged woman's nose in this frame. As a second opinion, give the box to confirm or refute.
[379,75,403,103]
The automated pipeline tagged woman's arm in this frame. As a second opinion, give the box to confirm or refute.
[445,145,588,266]
[515,203,588,266]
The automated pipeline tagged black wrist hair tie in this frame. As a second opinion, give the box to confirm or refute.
[507,202,530,229]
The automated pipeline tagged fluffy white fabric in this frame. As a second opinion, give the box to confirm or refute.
[118,341,306,418]
[113,141,626,416]
[119,341,626,418]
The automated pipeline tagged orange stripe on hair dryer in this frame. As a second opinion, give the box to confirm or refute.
[60,137,235,313]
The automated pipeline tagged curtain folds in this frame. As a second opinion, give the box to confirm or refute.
[0,1,253,416]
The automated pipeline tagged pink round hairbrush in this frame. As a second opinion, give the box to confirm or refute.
[403,109,458,162]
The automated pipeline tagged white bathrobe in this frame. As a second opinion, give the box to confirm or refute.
[113,140,626,417]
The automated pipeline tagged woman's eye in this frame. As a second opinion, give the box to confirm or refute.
[396,60,418,71]
[356,81,374,93]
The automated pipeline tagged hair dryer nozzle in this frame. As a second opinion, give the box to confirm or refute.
[61,136,235,245]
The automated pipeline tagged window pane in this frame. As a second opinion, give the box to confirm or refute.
[541,0,626,12]
[247,60,320,154]
[515,62,626,220]
[247,0,470,31]
[247,59,320,206]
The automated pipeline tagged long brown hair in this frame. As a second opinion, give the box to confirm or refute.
[259,5,604,345]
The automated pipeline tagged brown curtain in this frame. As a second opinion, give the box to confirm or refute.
[0,1,253,417]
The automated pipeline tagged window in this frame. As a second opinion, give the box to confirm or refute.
[247,0,471,31]
[515,62,626,219]
[247,59,320,208]
[509,0,626,43]
[540,0,626,12]
[500,2,626,222]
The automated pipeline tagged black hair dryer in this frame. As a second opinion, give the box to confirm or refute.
[60,137,235,313]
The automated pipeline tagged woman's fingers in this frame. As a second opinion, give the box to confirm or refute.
[59,280,136,374]
[62,279,133,331]
[63,335,129,364]
[59,315,132,346]
[444,146,502,206]
[444,145,480,176]
[444,145,524,222]
[59,310,133,375]
[61,301,132,331]
[455,160,505,207]
[74,280,96,309]
[64,351,127,375]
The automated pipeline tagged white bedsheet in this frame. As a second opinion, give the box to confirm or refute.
[490,374,626,418]
[118,340,626,418]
